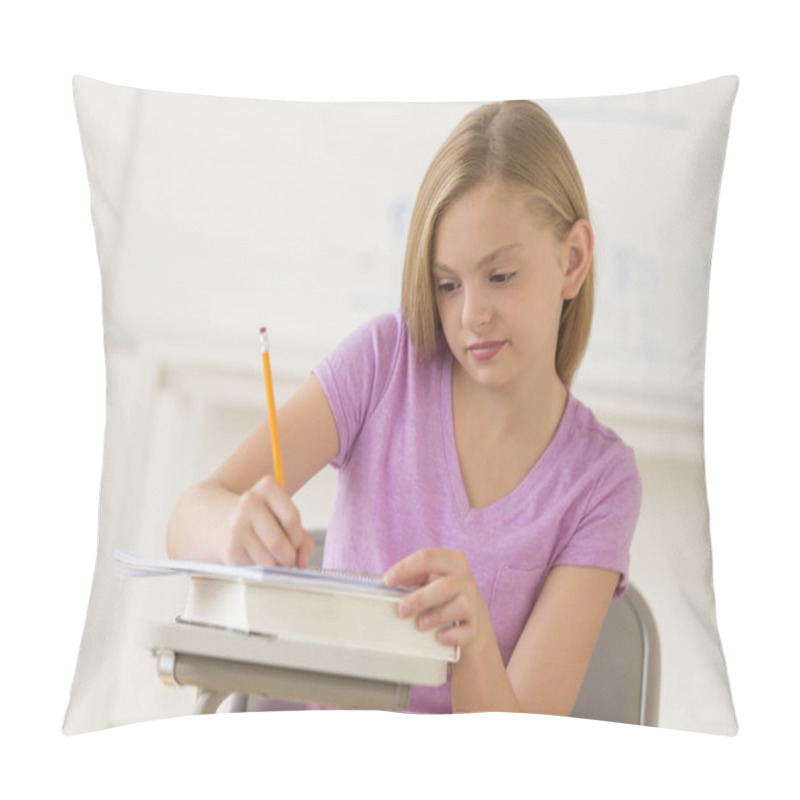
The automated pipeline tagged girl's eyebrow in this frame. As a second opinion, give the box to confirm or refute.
[432,243,522,274]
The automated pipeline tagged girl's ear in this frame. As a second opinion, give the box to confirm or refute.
[561,219,593,300]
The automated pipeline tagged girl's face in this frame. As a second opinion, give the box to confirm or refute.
[432,181,588,393]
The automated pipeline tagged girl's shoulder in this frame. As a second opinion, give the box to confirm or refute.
[564,394,639,476]
[341,309,446,373]
[343,309,408,355]
[320,310,405,370]
[314,309,435,425]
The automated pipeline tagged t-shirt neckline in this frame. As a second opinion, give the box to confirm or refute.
[438,349,576,523]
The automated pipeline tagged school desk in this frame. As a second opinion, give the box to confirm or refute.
[147,620,453,713]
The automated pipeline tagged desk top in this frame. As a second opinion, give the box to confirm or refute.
[148,621,452,687]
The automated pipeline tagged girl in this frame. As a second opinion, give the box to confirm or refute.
[167,100,642,715]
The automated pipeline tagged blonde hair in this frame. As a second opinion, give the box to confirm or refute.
[401,100,594,387]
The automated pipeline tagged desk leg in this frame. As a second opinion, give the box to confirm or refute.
[194,689,229,714]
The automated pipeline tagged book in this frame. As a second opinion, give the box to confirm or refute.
[116,551,459,669]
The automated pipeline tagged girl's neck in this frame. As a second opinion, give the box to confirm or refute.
[451,359,568,441]
[450,361,569,509]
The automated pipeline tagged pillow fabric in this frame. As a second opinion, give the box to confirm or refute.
[65,75,738,735]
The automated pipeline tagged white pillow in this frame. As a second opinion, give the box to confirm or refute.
[64,75,738,735]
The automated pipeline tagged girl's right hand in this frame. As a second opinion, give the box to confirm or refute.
[220,475,314,568]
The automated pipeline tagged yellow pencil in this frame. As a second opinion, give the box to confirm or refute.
[259,326,284,487]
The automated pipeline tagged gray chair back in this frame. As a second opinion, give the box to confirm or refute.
[571,583,660,726]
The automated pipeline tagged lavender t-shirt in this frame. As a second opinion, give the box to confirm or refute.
[313,311,641,713]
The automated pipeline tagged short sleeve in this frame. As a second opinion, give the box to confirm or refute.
[554,444,642,597]
[312,311,405,469]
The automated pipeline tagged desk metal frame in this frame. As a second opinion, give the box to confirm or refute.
[148,622,451,713]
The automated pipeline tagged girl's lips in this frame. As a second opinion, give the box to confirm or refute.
[467,340,506,362]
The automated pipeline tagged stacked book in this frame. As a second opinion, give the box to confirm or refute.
[117,551,459,689]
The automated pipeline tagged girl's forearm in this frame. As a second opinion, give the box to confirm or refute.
[166,481,238,562]
[449,632,522,713]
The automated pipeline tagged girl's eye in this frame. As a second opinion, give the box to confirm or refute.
[491,271,516,285]
[437,281,459,294]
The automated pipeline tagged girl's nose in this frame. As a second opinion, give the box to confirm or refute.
[461,286,492,330]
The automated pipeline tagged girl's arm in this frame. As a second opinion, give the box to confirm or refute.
[166,374,340,565]
[384,552,618,714]
[468,564,618,714]
[503,565,618,714]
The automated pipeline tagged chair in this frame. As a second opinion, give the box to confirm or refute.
[570,583,660,726]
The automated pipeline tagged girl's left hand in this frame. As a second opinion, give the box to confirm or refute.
[383,548,492,649]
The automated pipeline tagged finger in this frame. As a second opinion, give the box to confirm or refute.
[240,487,298,566]
[385,548,467,588]
[383,549,436,588]
[222,507,264,566]
[222,539,251,566]
[397,574,460,620]
[415,592,470,632]
[242,533,279,567]
[436,619,473,647]
[255,476,307,552]
[295,531,315,570]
